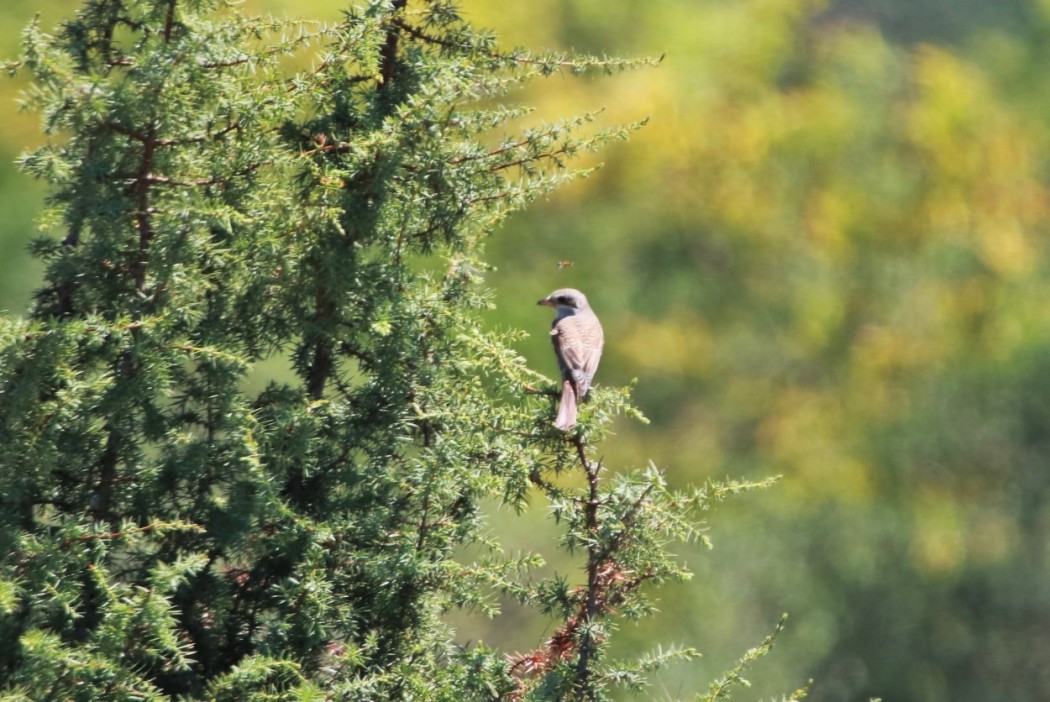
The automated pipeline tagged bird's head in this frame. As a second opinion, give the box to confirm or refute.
[538,288,590,315]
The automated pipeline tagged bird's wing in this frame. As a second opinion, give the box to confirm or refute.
[552,314,604,394]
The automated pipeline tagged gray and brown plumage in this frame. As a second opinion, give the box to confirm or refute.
[538,288,604,431]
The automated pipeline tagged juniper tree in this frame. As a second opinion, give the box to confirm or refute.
[0,1,802,699]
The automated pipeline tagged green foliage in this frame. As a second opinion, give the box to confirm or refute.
[700,616,808,702]
[0,1,785,700]
[5,0,1050,700]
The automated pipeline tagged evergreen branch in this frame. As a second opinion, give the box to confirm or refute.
[92,426,121,521]
[198,55,252,69]
[304,286,336,401]
[573,432,602,699]
[378,0,409,89]
[387,17,460,53]
[446,139,531,165]
[701,615,798,702]
[487,151,564,173]
[59,520,204,549]
[104,118,243,145]
[388,17,660,74]
[602,644,702,692]
[596,481,656,565]
[145,163,270,186]
[132,122,157,293]
[503,50,662,74]
[106,161,271,187]
[171,343,249,366]
[162,0,176,44]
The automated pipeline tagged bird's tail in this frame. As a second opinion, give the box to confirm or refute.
[555,380,577,431]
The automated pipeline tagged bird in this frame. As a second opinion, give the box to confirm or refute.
[537,288,604,431]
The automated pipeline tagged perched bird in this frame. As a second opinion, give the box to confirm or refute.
[538,288,604,431]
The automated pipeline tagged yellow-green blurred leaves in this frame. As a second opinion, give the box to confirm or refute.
[906,46,1047,279]
[756,389,874,503]
[617,310,715,376]
[908,481,1020,575]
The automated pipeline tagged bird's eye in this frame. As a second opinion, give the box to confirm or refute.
[557,296,567,304]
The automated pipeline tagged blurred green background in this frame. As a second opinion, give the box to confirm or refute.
[5,1,1050,700]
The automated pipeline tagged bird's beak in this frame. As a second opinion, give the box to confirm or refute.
[537,298,551,307]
